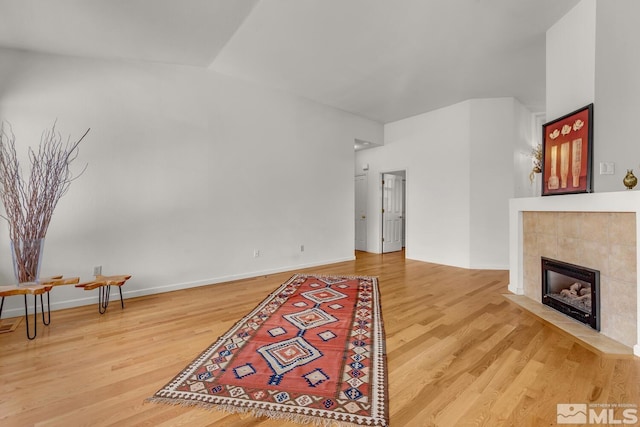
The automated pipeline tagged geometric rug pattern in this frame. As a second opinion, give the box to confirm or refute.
[148,274,388,426]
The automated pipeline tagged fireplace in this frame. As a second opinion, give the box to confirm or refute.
[509,194,639,354]
[541,257,600,331]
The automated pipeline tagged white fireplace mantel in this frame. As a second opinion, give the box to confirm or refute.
[509,191,640,357]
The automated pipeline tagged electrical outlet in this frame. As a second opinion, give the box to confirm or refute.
[253,249,260,258]
[93,265,102,276]
[600,162,615,175]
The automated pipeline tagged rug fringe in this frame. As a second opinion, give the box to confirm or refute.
[145,397,365,427]
[296,273,378,281]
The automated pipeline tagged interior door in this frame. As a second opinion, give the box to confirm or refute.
[355,175,367,251]
[382,173,404,253]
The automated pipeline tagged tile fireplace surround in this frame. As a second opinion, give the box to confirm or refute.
[509,192,640,357]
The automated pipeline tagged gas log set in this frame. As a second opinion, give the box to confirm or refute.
[557,282,592,309]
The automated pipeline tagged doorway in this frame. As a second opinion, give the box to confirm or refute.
[382,171,405,253]
[355,174,367,251]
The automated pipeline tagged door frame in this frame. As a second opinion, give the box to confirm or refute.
[381,170,406,254]
[354,173,368,251]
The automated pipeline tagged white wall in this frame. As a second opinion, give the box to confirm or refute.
[397,101,471,267]
[356,98,522,269]
[594,0,640,193]
[513,110,543,199]
[469,98,518,268]
[0,48,382,316]
[546,0,596,121]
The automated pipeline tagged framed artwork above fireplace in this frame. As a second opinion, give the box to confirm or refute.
[541,103,594,196]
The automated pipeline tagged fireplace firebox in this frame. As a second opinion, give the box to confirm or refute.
[541,257,600,331]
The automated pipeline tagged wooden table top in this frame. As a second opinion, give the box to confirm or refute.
[76,275,132,291]
[0,276,81,297]
[0,283,53,296]
[1,275,131,296]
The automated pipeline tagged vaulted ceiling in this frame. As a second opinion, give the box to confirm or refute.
[0,0,579,123]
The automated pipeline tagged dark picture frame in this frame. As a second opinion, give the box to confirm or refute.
[541,103,593,196]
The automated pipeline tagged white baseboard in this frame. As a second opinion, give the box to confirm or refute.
[0,256,356,318]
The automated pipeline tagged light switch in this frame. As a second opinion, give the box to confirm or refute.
[599,162,615,175]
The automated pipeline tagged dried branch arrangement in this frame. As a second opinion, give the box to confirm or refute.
[0,122,89,282]
[529,143,542,184]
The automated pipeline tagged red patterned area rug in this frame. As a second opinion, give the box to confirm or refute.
[148,273,388,426]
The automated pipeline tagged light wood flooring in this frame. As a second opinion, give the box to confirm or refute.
[1,250,638,426]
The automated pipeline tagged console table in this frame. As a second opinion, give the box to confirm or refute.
[75,274,132,314]
[1,274,132,338]
[0,276,79,339]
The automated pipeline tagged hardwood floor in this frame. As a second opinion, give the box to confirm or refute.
[1,251,638,426]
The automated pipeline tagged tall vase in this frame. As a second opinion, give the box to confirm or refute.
[11,238,45,284]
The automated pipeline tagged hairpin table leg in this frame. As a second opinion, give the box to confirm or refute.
[0,296,4,319]
[40,292,51,326]
[24,294,37,340]
[98,285,111,314]
[119,286,124,309]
